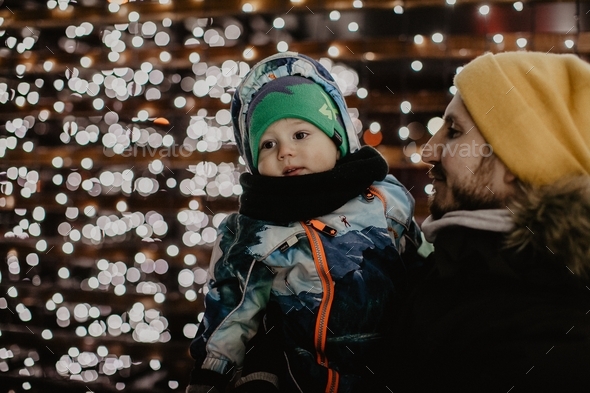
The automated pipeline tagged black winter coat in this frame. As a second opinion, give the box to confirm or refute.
[393,223,590,393]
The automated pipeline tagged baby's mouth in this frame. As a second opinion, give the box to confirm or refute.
[283,167,303,176]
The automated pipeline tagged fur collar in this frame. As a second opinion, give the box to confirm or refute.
[505,176,590,278]
[422,176,590,278]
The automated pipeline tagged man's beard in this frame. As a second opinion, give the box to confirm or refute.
[428,156,509,220]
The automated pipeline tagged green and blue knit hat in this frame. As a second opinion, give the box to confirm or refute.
[246,75,349,167]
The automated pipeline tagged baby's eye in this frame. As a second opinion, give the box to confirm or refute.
[260,140,275,150]
[294,131,308,140]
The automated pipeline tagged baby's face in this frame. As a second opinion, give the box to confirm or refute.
[257,118,340,177]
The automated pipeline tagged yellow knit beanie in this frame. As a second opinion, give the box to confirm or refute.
[455,51,590,186]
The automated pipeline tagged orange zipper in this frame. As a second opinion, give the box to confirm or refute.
[327,367,339,393]
[306,219,337,236]
[301,221,340,393]
[368,185,387,215]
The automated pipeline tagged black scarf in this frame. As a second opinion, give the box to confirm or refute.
[239,146,389,223]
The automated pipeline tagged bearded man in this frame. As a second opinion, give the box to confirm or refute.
[396,51,590,392]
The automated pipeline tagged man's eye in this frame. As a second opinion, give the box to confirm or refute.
[294,132,308,140]
[261,141,275,149]
[448,127,461,138]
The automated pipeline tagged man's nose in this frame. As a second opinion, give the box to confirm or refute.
[421,126,444,165]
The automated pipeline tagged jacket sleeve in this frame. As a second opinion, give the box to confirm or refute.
[188,214,275,391]
[376,175,421,249]
[377,175,434,271]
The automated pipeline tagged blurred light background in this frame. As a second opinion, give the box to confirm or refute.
[0,0,588,391]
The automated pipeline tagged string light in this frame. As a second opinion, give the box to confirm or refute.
[277,41,289,52]
[432,32,444,43]
[479,5,490,16]
[401,100,412,114]
[328,45,340,57]
[273,17,285,29]
[399,126,410,140]
[411,60,423,72]
[516,37,528,48]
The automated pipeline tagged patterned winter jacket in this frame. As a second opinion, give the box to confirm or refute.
[188,52,428,392]
[189,174,423,391]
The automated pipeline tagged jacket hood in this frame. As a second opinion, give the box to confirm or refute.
[231,52,362,174]
[505,175,590,278]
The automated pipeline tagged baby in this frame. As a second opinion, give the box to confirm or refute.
[187,52,428,393]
